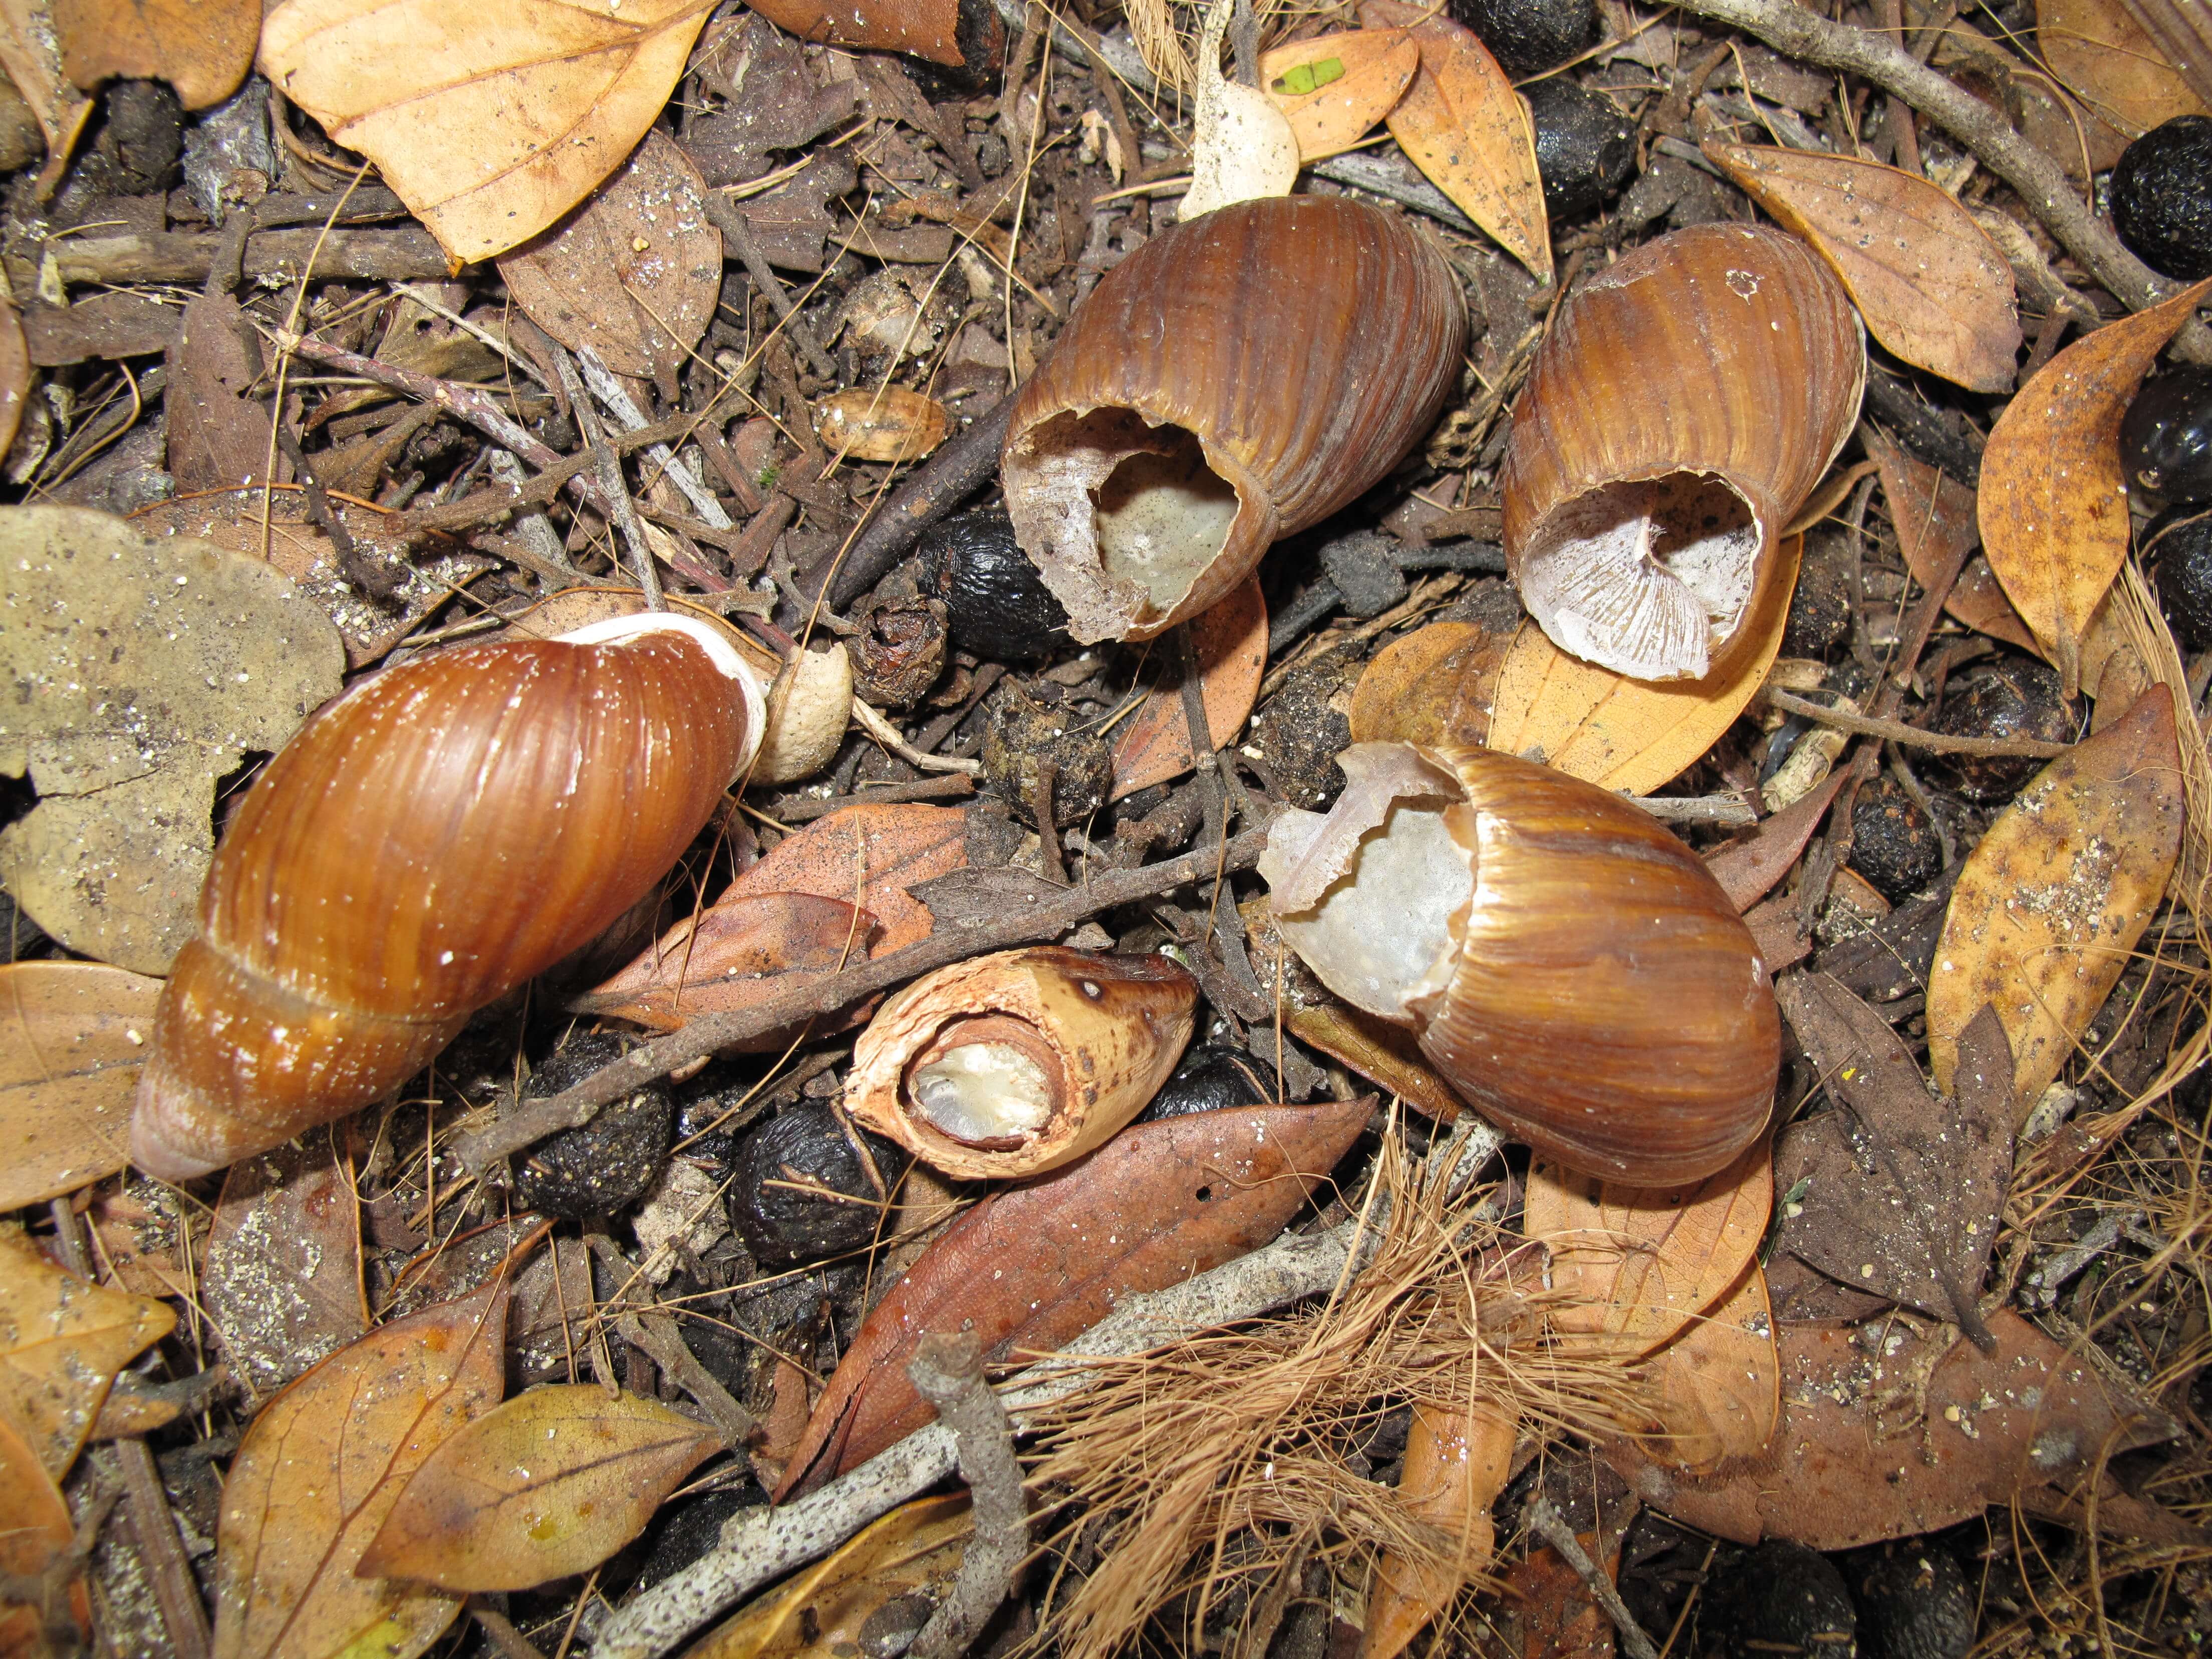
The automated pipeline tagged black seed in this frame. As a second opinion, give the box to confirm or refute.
[923,505,1072,665]
[2153,511,2212,649]
[1927,658,2074,803]
[2111,115,2212,280]
[2122,366,2212,510]
[1848,774,1943,903]
[728,1100,903,1266]
[1446,0,1593,76]
[1137,1045,1271,1122]
[513,1032,674,1219]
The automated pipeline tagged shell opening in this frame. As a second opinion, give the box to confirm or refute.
[1518,471,1765,682]
[902,1015,1063,1147]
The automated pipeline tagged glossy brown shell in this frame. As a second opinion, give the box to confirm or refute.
[131,626,752,1182]
[1002,196,1465,643]
[1413,744,1779,1184]
[1500,223,1864,680]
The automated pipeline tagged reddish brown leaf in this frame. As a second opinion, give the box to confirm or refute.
[1285,1002,1463,1125]
[1366,1403,1515,1659]
[205,1129,367,1397]
[740,0,993,70]
[583,892,879,1035]
[1705,770,1849,915]
[53,0,254,107]
[1110,576,1267,801]
[719,803,966,954]
[0,1410,86,1655]
[776,1097,1374,1496]
[0,292,24,461]
[1862,430,2037,652]
[166,289,283,493]
[1606,1309,2177,1547]
[1630,1263,1779,1474]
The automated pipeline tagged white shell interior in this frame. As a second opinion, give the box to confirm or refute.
[909,1041,1055,1143]
[1518,471,1762,681]
[1093,429,1242,597]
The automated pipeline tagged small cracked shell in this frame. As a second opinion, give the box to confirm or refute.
[845,946,1199,1177]
[1500,222,1864,682]
[1261,742,1777,1183]
[1001,195,1465,644]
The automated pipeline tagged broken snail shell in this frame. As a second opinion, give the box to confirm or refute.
[845,946,1199,1177]
[1261,742,1778,1183]
[1500,222,1865,682]
[130,613,766,1184]
[1001,195,1466,644]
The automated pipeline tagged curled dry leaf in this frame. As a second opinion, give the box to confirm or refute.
[0,960,161,1209]
[1283,1001,1464,1124]
[0,0,95,193]
[0,1410,85,1655]
[1523,1140,1772,1360]
[496,131,720,382]
[213,1279,508,1659]
[360,1385,721,1591]
[1629,1262,1779,1474]
[1606,1309,2176,1547]
[1484,538,1800,795]
[0,507,345,974]
[683,1493,973,1658]
[1862,430,2037,653]
[717,802,968,954]
[1360,0,1549,282]
[1259,28,1420,163]
[257,0,716,262]
[205,1131,367,1396]
[1704,770,1849,914]
[1110,575,1267,800]
[0,1225,174,1480]
[1706,143,2021,394]
[52,0,253,107]
[813,386,951,464]
[1979,278,2212,695]
[775,1097,1374,1496]
[1927,685,2183,1115]
[584,891,880,1034]
[1365,1403,1515,1659]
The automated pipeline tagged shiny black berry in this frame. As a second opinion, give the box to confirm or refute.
[728,1100,902,1266]
[2153,512,2212,650]
[1523,79,1636,219]
[922,504,1071,665]
[1446,0,1593,77]
[2122,366,2212,509]
[1927,659,2074,803]
[2111,115,2212,281]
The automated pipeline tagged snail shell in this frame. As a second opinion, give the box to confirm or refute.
[1002,195,1466,644]
[130,614,764,1183]
[1262,742,1778,1183]
[1500,222,1865,682]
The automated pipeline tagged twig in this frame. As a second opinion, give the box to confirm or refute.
[552,344,665,609]
[589,1218,1368,1659]
[457,823,1274,1174]
[906,1333,1028,1659]
[1031,759,1067,886]
[614,1310,758,1447]
[823,396,1014,607]
[475,1608,551,1659]
[574,348,737,532]
[1630,794,1759,825]
[1525,1497,1660,1659]
[704,197,838,381]
[852,697,986,775]
[1764,688,2071,758]
[774,773,978,821]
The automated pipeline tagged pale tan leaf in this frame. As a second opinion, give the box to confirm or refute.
[1523,1141,1772,1360]
[257,0,716,263]
[0,0,94,191]
[1259,29,1420,162]
[1111,575,1266,799]
[212,1279,508,1659]
[0,1226,173,1481]
[1634,1263,1779,1475]
[1707,143,2021,393]
[1347,617,1514,751]
[1927,685,2183,1116]
[0,961,160,1208]
[52,0,254,107]
[1365,1403,1515,1659]
[1485,536,1799,794]
[1979,278,2212,694]
[497,131,721,381]
[1182,0,1298,220]
[812,386,950,464]
[2039,0,2204,134]
[1360,0,1550,282]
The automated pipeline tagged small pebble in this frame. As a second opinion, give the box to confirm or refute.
[513,1032,674,1218]
[1927,658,2073,803]
[1523,79,1637,219]
[2112,115,2212,280]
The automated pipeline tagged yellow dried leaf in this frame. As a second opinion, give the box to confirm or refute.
[0,960,162,1209]
[213,1279,508,1659]
[360,1384,722,1591]
[1347,618,1514,750]
[812,386,950,464]
[1523,1140,1772,1360]
[1359,0,1550,282]
[0,1225,173,1480]
[1706,143,2021,394]
[1927,685,2183,1116]
[257,0,715,263]
[1979,277,2212,695]
[1365,1403,1515,1659]
[1485,536,1799,794]
[1259,29,1420,162]
[1634,1263,1779,1474]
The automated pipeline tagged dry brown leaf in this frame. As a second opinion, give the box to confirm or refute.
[0,1409,85,1655]
[741,0,989,70]
[167,288,283,493]
[1927,685,2183,1115]
[583,892,879,1034]
[1284,1001,1463,1124]
[205,1131,367,1397]
[2039,0,2205,134]
[212,1278,509,1659]
[684,1493,972,1658]
[52,0,253,107]
[1631,1263,1779,1474]
[257,0,716,263]
[1979,277,2212,694]
[1862,430,2038,652]
[496,131,720,382]
[0,1225,174,1481]
[0,291,24,460]
[360,1385,720,1591]
[1347,617,1514,750]
[1523,1141,1772,1360]
[1504,1532,1624,1659]
[1486,537,1800,794]
[812,385,951,464]
[1259,29,1420,162]
[1359,0,1550,282]
[1365,1403,1515,1659]
[1707,144,2021,394]
[0,960,161,1209]
[1110,576,1267,800]
[1705,770,1849,915]
[0,0,94,193]
[719,802,967,954]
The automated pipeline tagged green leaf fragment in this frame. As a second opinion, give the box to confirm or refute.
[1271,56,1345,96]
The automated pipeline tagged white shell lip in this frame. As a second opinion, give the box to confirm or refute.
[556,611,769,779]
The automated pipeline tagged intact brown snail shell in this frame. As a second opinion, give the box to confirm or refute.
[1500,223,1865,682]
[1261,742,1777,1183]
[1001,196,1466,644]
[130,614,766,1183]
[844,946,1199,1177]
